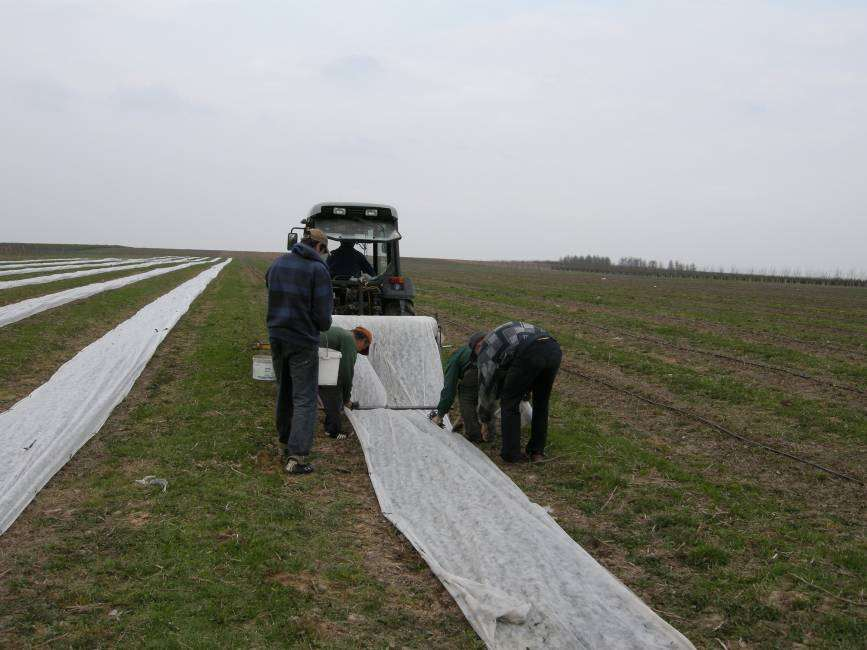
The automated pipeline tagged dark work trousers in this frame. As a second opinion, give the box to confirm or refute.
[270,339,319,457]
[499,338,562,459]
[458,366,482,442]
[320,386,344,437]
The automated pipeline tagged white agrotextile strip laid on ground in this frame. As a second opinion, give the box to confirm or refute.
[333,315,694,649]
[0,259,120,271]
[0,258,88,266]
[0,257,191,290]
[0,258,156,278]
[0,259,231,535]
[0,258,217,328]
[0,257,188,276]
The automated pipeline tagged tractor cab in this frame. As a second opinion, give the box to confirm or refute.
[288,203,416,316]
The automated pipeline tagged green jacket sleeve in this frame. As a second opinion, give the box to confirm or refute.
[338,343,357,403]
[320,328,356,404]
[436,346,470,416]
[334,330,357,404]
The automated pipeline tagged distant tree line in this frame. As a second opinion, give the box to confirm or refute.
[557,255,699,272]
[552,254,866,287]
[558,254,613,270]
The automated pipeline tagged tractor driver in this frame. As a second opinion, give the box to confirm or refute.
[327,240,375,279]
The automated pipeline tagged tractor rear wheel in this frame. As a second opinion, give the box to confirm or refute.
[383,300,415,316]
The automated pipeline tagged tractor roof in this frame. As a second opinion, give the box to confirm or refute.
[306,203,401,242]
[308,202,399,220]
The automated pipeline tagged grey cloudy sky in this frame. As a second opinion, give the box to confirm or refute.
[1,1,865,274]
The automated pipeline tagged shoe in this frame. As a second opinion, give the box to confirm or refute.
[285,457,314,474]
[501,452,530,463]
[530,453,545,463]
[327,431,348,441]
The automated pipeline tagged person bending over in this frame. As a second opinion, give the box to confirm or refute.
[430,332,487,443]
[476,321,562,463]
[319,325,373,439]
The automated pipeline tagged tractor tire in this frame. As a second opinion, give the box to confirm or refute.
[383,300,415,316]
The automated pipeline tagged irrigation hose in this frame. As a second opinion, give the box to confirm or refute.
[426,290,865,396]
[426,310,865,486]
[557,365,865,486]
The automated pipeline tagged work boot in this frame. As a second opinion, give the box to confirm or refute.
[285,456,314,475]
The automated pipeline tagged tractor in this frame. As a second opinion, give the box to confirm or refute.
[288,203,416,316]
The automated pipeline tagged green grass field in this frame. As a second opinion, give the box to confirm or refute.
[0,253,864,648]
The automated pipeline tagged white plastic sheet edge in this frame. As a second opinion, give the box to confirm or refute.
[0,259,231,535]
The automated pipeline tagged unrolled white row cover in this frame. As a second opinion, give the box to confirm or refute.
[0,258,87,266]
[0,258,122,271]
[0,258,216,328]
[0,258,154,278]
[0,258,191,290]
[0,259,231,535]
[333,315,694,649]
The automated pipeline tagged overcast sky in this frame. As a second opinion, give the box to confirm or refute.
[1,1,865,274]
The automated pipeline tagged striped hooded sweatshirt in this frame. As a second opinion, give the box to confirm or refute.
[265,243,333,347]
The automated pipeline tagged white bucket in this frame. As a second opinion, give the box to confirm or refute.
[252,354,275,381]
[318,347,341,386]
[253,349,341,385]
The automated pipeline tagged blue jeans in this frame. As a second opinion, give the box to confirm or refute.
[270,339,319,457]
